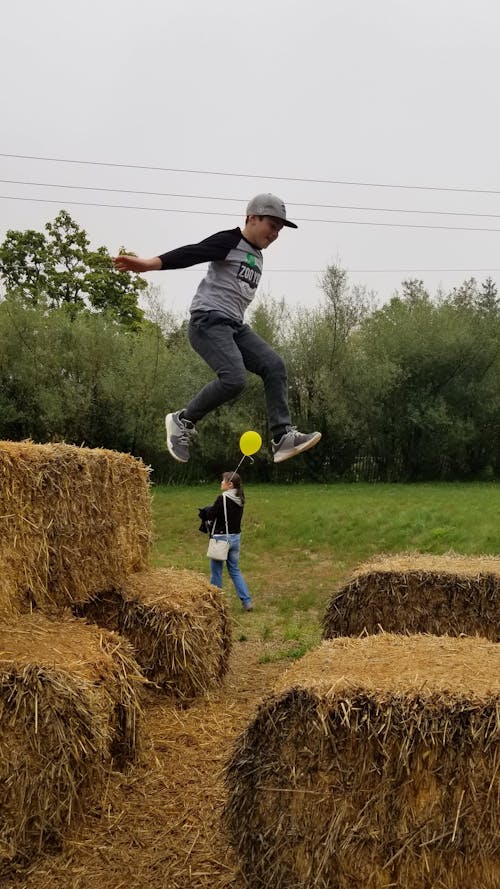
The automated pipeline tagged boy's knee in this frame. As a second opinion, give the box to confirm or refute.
[263,352,286,378]
[221,371,246,398]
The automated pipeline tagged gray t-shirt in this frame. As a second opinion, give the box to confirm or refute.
[158,227,262,322]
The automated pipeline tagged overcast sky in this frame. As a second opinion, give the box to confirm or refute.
[2,0,500,315]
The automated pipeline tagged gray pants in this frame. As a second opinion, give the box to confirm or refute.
[184,311,291,437]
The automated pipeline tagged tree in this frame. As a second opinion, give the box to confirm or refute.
[400,278,430,305]
[319,265,372,356]
[350,280,500,480]
[0,211,146,327]
[478,276,499,314]
[284,266,372,445]
[0,228,49,304]
[449,277,479,311]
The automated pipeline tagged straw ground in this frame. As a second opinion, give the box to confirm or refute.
[2,641,281,889]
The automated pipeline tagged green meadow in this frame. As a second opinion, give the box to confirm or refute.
[152,482,499,662]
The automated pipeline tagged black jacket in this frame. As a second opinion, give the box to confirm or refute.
[198,493,243,535]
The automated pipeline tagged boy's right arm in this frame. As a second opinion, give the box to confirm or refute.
[112,255,162,273]
[112,230,239,274]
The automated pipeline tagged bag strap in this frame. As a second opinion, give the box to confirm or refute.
[211,493,229,537]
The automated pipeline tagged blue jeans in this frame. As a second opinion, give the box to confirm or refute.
[210,533,252,608]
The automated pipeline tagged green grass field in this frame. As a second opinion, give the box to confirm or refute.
[152,482,499,661]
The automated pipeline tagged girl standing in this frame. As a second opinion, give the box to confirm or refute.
[202,471,252,612]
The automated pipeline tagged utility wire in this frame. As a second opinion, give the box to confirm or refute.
[1,188,497,272]
[181,267,500,274]
[2,178,500,221]
[264,268,500,273]
[2,152,500,196]
[2,193,500,233]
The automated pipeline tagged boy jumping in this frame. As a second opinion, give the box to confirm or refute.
[113,193,321,464]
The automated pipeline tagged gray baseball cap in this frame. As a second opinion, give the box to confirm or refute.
[246,193,298,229]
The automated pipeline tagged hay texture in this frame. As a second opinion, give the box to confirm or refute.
[0,613,143,865]
[323,552,500,642]
[0,557,19,621]
[225,634,500,889]
[76,568,232,700]
[0,441,152,615]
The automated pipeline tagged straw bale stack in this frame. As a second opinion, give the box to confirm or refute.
[225,634,500,889]
[76,567,232,700]
[0,441,152,614]
[323,553,500,641]
[0,613,143,864]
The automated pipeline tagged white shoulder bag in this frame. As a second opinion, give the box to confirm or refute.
[206,494,230,560]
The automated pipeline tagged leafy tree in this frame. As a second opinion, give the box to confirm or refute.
[278,266,373,477]
[399,278,430,305]
[478,276,499,314]
[0,211,146,327]
[319,265,372,352]
[0,229,49,304]
[350,281,500,479]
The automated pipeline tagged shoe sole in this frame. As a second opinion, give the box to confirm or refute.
[165,413,189,463]
[273,431,322,464]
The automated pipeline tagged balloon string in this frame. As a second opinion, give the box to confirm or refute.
[229,454,254,481]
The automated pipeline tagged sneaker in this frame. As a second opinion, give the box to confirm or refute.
[165,411,196,463]
[272,426,322,463]
[243,602,253,612]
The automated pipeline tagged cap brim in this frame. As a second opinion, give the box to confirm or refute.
[251,211,298,229]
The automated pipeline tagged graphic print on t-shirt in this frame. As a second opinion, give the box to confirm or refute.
[236,252,262,297]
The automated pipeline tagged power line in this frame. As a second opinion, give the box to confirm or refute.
[143,266,500,273]
[2,178,500,221]
[2,152,500,196]
[264,268,500,274]
[2,193,500,234]
[0,189,496,273]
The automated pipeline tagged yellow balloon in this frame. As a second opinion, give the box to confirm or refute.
[239,430,262,456]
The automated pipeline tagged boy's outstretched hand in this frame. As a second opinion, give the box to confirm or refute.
[112,255,162,273]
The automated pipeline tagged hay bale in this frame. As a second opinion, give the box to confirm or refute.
[0,441,152,614]
[225,634,500,889]
[323,552,500,641]
[76,568,232,700]
[0,613,143,864]
[0,556,20,621]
